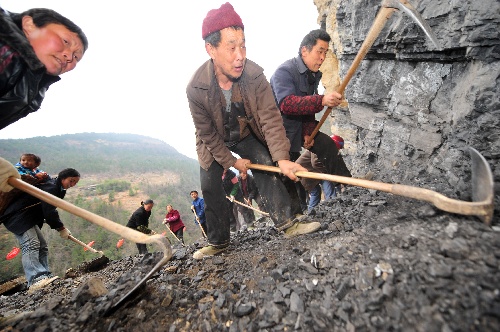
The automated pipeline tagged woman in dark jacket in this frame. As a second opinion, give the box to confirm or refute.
[163,205,185,245]
[126,199,155,254]
[1,168,80,289]
[0,7,88,130]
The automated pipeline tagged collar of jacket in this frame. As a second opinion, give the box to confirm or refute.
[294,55,323,81]
[191,58,265,90]
[0,7,46,72]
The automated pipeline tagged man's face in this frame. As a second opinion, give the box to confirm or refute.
[206,28,246,83]
[301,39,329,73]
[191,192,198,200]
[23,17,84,76]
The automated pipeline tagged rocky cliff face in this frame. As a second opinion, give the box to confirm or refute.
[314,0,499,217]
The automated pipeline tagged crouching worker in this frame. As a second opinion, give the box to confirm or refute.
[186,3,322,260]
[0,158,80,292]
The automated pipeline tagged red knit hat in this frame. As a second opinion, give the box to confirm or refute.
[331,135,345,149]
[202,2,244,39]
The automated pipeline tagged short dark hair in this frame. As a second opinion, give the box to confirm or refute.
[20,153,41,165]
[204,26,243,48]
[190,190,198,195]
[11,8,88,52]
[298,29,331,56]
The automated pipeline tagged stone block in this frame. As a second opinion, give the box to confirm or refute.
[409,128,442,154]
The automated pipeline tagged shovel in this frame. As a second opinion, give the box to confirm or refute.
[247,147,494,225]
[6,176,173,313]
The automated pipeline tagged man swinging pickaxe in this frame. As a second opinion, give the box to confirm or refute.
[306,0,442,145]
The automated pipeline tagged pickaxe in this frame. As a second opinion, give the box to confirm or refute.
[5,175,172,314]
[307,0,442,144]
[247,147,494,225]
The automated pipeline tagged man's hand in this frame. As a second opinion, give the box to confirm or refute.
[277,160,307,182]
[0,157,20,192]
[303,135,315,149]
[244,198,251,205]
[228,195,235,202]
[58,227,71,239]
[321,91,343,108]
[163,218,168,224]
[190,205,195,211]
[233,158,251,175]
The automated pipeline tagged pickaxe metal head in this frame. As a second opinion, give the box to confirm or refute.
[383,0,442,49]
[308,0,443,144]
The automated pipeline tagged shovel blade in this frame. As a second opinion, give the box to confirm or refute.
[470,147,495,225]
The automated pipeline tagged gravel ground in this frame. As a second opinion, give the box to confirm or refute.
[0,184,499,332]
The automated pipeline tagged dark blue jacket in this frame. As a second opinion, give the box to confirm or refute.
[270,56,322,153]
[2,177,66,235]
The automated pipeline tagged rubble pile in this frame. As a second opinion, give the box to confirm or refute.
[1,185,498,331]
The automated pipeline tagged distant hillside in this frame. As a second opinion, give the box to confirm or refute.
[0,133,202,281]
[0,132,197,175]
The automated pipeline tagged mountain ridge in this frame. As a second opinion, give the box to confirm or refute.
[0,132,197,175]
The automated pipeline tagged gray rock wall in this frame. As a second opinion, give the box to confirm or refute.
[313,0,499,217]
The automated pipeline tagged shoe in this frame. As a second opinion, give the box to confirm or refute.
[28,275,59,293]
[193,246,227,260]
[284,221,321,238]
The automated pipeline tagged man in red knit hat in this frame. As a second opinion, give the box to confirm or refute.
[186,2,323,260]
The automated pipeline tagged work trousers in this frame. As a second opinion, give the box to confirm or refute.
[201,134,294,248]
[15,225,51,286]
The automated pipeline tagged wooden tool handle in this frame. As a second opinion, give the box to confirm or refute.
[7,177,172,256]
[226,196,270,216]
[246,163,492,221]
[307,7,396,144]
[68,235,102,254]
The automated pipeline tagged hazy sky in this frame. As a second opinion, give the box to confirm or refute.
[0,1,320,160]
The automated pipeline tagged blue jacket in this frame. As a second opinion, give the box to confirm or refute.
[192,197,206,225]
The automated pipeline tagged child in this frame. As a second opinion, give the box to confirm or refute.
[1,154,49,216]
[15,153,50,181]
[0,7,88,130]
